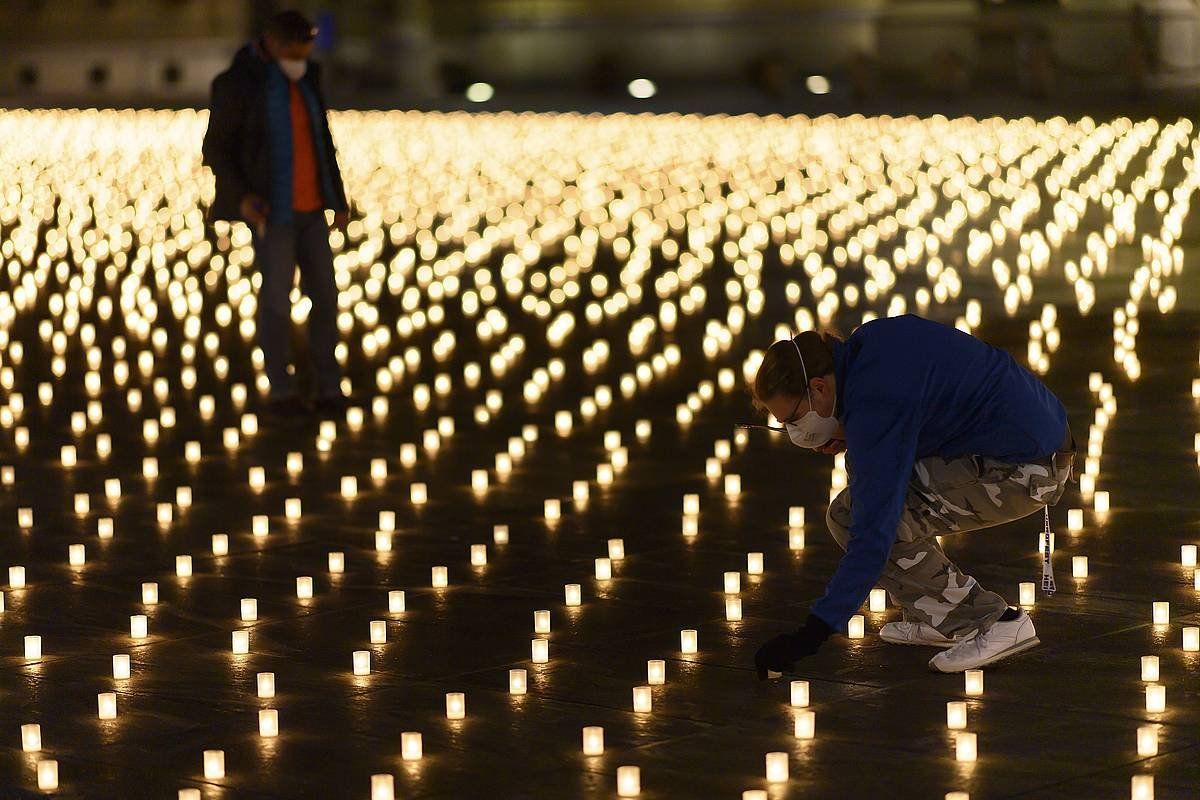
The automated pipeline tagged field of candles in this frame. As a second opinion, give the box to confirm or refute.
[0,108,1196,798]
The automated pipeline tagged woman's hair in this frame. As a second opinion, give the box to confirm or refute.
[751,329,841,414]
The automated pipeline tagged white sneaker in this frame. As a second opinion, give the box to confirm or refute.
[928,610,1040,673]
[879,621,965,648]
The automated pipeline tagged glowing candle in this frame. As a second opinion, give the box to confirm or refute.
[1136,725,1158,756]
[725,597,742,621]
[1094,491,1110,513]
[157,503,173,525]
[532,638,549,663]
[608,538,625,560]
[616,765,640,797]
[432,566,448,588]
[632,685,652,713]
[789,506,806,527]
[68,543,85,567]
[869,588,887,612]
[203,750,225,779]
[1072,556,1088,578]
[1182,545,1198,567]
[955,732,977,762]
[60,444,76,467]
[446,692,465,720]
[375,532,392,552]
[328,552,345,574]
[98,691,117,720]
[680,629,698,654]
[37,760,58,791]
[113,654,130,680]
[765,751,789,782]
[723,572,740,594]
[249,467,265,491]
[565,584,582,606]
[296,576,314,599]
[1152,601,1169,625]
[353,650,371,676]
[471,470,489,492]
[98,518,114,539]
[181,789,202,800]
[176,555,192,577]
[371,774,395,800]
[1141,656,1159,681]
[130,615,148,640]
[257,672,276,698]
[682,516,699,536]
[74,494,89,515]
[285,498,302,520]
[212,534,229,556]
[411,483,427,505]
[21,723,41,751]
[597,464,614,485]
[1146,684,1165,713]
[789,529,805,550]
[724,474,741,497]
[788,680,810,707]
[388,590,405,613]
[793,709,816,739]
[946,701,967,730]
[846,614,865,639]
[1019,582,1035,606]
[25,635,41,659]
[544,499,561,521]
[965,669,984,696]
[747,552,764,575]
[9,566,25,588]
[533,610,550,634]
[1079,474,1095,497]
[232,630,249,654]
[1183,626,1199,652]
[1067,508,1083,531]
[470,544,487,566]
[493,524,509,544]
[370,459,387,481]
[287,452,303,474]
[17,508,32,529]
[744,792,768,800]
[509,668,527,695]
[582,725,604,755]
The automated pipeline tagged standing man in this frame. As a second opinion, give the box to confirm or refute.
[748,315,1076,677]
[202,9,351,418]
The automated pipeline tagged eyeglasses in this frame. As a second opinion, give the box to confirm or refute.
[736,395,806,435]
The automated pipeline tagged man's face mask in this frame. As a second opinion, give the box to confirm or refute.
[784,337,839,449]
[278,57,307,82]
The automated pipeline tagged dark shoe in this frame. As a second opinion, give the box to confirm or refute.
[314,394,351,418]
[266,394,313,419]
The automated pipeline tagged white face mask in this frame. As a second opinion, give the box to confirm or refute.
[784,337,839,449]
[278,57,307,82]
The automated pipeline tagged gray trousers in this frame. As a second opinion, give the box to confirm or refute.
[250,210,342,400]
[827,450,1073,637]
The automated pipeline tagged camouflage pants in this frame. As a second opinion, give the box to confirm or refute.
[827,451,1073,637]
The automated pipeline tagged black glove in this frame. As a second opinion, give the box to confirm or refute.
[754,613,835,679]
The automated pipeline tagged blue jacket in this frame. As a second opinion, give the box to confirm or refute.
[809,315,1068,631]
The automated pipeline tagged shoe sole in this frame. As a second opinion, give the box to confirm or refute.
[929,635,1041,673]
[879,631,959,648]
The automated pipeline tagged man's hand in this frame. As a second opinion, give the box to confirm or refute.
[239,193,269,228]
[331,210,349,234]
[815,438,846,455]
[754,614,835,679]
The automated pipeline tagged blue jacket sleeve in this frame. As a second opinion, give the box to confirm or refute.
[809,393,922,632]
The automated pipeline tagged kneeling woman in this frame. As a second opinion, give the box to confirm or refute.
[750,314,1075,677]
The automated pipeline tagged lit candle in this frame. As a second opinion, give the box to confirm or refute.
[534,610,550,634]
[471,469,489,493]
[955,731,977,762]
[176,555,192,577]
[680,629,698,654]
[1072,556,1088,578]
[632,685,652,713]
[257,672,276,698]
[682,516,699,536]
[232,630,249,654]
[432,566,448,588]
[965,669,984,696]
[544,499,561,521]
[789,506,806,527]
[1136,725,1158,757]
[723,572,740,594]
[93,691,117,720]
[1131,774,1154,800]
[747,552,764,575]
[368,620,386,645]
[509,668,527,695]
[130,614,148,640]
[1019,582,1035,606]
[616,765,640,797]
[725,597,742,621]
[296,576,314,599]
[1094,491,1110,513]
[141,582,158,605]
[375,532,393,552]
[401,731,422,761]
[9,565,26,588]
[597,464,614,485]
[353,650,371,676]
[789,529,805,550]
[683,494,700,515]
[793,709,816,739]
[608,538,625,560]
[410,483,428,505]
[743,792,768,800]
[1183,626,1199,652]
[765,751,789,782]
[1141,655,1159,681]
[36,760,58,791]
[1183,545,1198,567]
[1152,601,1169,625]
[531,637,549,664]
[595,558,612,580]
[212,534,229,556]
[388,590,405,613]
[582,725,604,755]
[285,498,302,520]
[113,654,130,680]
[470,544,487,566]
[1067,508,1083,531]
[946,701,967,730]
[790,680,809,707]
[446,692,466,720]
[493,524,509,544]
[565,583,582,607]
[203,749,225,779]
[371,774,395,800]
[847,614,865,639]
[240,598,258,622]
[98,518,114,539]
[21,723,41,752]
[370,459,387,481]
[869,588,887,612]
[1146,684,1166,713]
[647,659,665,686]
[724,474,741,497]
[25,635,41,659]
[328,552,345,574]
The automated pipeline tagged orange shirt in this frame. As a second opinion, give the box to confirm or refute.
[289,81,323,212]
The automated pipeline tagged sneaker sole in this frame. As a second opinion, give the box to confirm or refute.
[928,635,1041,673]
[879,631,959,648]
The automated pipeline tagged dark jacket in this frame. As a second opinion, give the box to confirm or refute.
[201,38,347,225]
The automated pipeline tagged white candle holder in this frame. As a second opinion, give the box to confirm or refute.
[1072,556,1088,578]
[212,534,229,556]
[946,701,967,730]
[36,760,58,791]
[328,552,345,574]
[446,692,466,720]
[202,749,225,779]
[964,669,984,696]
[24,635,41,659]
[97,692,117,720]
[296,576,314,599]
[432,566,448,588]
[847,614,865,639]
[113,654,131,680]
[21,723,41,752]
[509,668,527,695]
[401,731,422,761]
[232,630,249,655]
[531,638,549,664]
[370,620,387,644]
[353,650,371,676]
[388,590,406,613]
[582,725,604,755]
[1018,582,1035,606]
[647,659,665,686]
[130,615,148,640]
[793,710,816,739]
[1152,601,1169,625]
[565,584,582,607]
[955,731,977,762]
[257,672,276,698]
[765,751,789,782]
[680,629,698,654]
[1136,725,1158,757]
[1145,684,1166,713]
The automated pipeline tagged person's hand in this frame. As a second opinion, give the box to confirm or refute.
[331,210,349,234]
[239,193,269,228]
[815,438,846,456]
[754,614,835,679]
